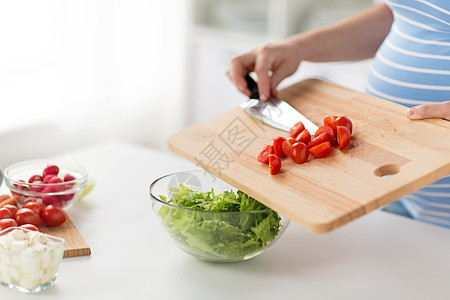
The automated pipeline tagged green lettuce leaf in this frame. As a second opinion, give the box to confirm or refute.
[158,185,282,260]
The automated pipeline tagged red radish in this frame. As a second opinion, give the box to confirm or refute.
[64,174,76,182]
[30,181,45,192]
[43,175,56,184]
[28,175,42,183]
[43,165,59,177]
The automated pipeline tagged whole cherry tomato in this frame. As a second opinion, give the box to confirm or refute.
[337,126,351,149]
[23,202,44,217]
[307,133,329,149]
[0,208,13,220]
[290,142,309,164]
[20,224,40,232]
[272,137,286,158]
[257,144,274,164]
[288,121,305,139]
[0,218,18,231]
[2,204,18,216]
[42,205,66,227]
[23,197,40,204]
[268,154,281,175]
[309,141,332,158]
[315,125,335,142]
[14,208,42,227]
[297,129,311,144]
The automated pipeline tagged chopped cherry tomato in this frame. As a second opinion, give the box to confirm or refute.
[20,224,40,232]
[307,132,329,149]
[14,208,42,227]
[257,144,274,164]
[288,121,305,139]
[337,125,351,149]
[23,202,44,217]
[324,115,353,135]
[290,142,308,164]
[323,115,337,128]
[268,154,281,175]
[0,218,18,231]
[42,205,66,227]
[0,208,13,220]
[272,137,286,158]
[315,125,335,142]
[282,140,292,157]
[334,116,353,134]
[309,141,332,158]
[297,129,311,144]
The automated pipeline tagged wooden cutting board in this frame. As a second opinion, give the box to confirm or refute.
[40,216,91,258]
[168,79,450,233]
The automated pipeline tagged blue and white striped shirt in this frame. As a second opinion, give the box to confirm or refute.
[366,0,450,229]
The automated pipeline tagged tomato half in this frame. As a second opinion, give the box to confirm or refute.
[334,116,353,134]
[323,115,337,128]
[14,208,42,227]
[282,140,292,157]
[268,154,281,175]
[288,121,305,139]
[315,125,335,142]
[290,142,308,164]
[307,133,329,149]
[309,141,332,158]
[337,126,351,149]
[272,137,286,158]
[297,129,311,144]
[257,144,274,164]
[42,205,66,227]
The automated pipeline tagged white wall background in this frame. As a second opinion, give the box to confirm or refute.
[0,0,187,166]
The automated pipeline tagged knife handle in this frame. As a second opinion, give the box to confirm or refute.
[245,74,260,100]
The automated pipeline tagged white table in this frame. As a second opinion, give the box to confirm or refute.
[2,141,450,300]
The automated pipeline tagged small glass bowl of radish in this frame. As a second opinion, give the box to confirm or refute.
[3,160,88,210]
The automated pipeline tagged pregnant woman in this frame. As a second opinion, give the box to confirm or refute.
[228,1,450,228]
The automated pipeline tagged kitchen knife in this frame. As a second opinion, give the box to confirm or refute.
[240,75,318,135]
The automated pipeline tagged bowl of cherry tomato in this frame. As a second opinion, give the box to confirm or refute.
[3,160,88,210]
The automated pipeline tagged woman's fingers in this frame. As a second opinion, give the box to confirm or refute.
[229,52,256,97]
[254,45,275,101]
[405,101,450,121]
[229,42,301,101]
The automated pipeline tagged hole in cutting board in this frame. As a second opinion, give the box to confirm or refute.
[373,164,400,177]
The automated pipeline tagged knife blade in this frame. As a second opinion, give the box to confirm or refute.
[240,75,318,135]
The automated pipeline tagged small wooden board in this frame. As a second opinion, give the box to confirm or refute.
[40,216,91,258]
[168,79,450,233]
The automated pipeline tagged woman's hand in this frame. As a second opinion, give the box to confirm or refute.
[228,40,302,101]
[405,101,450,121]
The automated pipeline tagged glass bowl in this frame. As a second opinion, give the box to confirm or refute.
[3,159,88,210]
[149,170,289,263]
[0,227,65,293]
